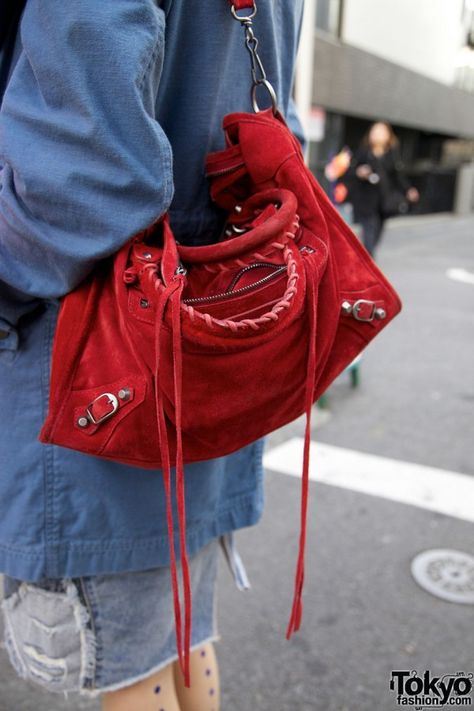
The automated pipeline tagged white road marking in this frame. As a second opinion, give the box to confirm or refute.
[264,438,474,523]
[446,268,474,285]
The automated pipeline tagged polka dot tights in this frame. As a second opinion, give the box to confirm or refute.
[101,641,220,711]
[173,641,220,711]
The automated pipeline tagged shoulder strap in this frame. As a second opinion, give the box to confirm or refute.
[229,0,255,9]
[227,0,279,114]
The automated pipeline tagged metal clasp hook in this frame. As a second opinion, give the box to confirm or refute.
[230,3,279,115]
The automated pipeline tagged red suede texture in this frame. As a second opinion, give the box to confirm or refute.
[39,110,402,465]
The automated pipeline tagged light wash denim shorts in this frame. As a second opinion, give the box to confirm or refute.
[0,532,249,699]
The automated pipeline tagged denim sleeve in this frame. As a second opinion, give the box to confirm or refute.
[0,0,173,329]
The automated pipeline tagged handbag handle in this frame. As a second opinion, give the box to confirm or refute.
[227,0,279,114]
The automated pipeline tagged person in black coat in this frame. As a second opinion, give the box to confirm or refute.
[346,121,419,257]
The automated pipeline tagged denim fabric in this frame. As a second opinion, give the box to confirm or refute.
[1,536,222,697]
[0,0,304,581]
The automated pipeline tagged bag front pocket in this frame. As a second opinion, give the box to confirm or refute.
[183,264,288,321]
[181,244,316,323]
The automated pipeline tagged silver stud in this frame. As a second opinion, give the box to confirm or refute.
[118,388,130,401]
[341,300,352,315]
[374,307,386,320]
[77,416,89,428]
[234,205,242,213]
[142,252,153,260]
[140,298,149,308]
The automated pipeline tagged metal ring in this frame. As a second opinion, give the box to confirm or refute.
[231,3,257,21]
[251,79,278,114]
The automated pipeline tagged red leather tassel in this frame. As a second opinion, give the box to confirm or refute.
[286,272,317,640]
[155,277,192,687]
[171,281,192,688]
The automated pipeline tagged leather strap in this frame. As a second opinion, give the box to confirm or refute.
[286,268,318,639]
[229,0,255,9]
[154,274,192,687]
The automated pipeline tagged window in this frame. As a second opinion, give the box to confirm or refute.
[315,0,343,37]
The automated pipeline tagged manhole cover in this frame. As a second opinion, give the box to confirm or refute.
[411,549,474,604]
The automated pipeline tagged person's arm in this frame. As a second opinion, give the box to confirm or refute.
[391,149,419,202]
[0,0,173,336]
[390,150,410,191]
[347,147,375,182]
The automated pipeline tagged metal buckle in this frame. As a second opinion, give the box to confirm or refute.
[351,299,377,322]
[86,393,119,425]
[341,299,387,322]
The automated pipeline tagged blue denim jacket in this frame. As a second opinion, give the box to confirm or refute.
[0,0,304,581]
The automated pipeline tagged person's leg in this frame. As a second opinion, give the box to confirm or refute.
[372,215,385,251]
[359,215,378,257]
[101,660,181,711]
[173,641,220,711]
[100,640,220,711]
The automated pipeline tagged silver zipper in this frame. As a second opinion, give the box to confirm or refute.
[182,265,286,305]
[182,245,315,306]
[226,261,286,293]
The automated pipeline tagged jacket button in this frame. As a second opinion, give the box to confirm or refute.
[0,330,9,340]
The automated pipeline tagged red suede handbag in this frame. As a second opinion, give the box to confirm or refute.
[39,0,402,687]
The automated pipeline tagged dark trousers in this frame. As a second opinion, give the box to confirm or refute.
[359,214,385,257]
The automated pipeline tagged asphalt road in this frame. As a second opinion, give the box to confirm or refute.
[1,213,473,710]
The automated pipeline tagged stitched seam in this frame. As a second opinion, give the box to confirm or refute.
[41,303,57,576]
[135,12,164,92]
[76,577,99,689]
[0,490,261,557]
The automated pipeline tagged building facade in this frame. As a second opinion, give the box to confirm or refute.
[299,0,474,213]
